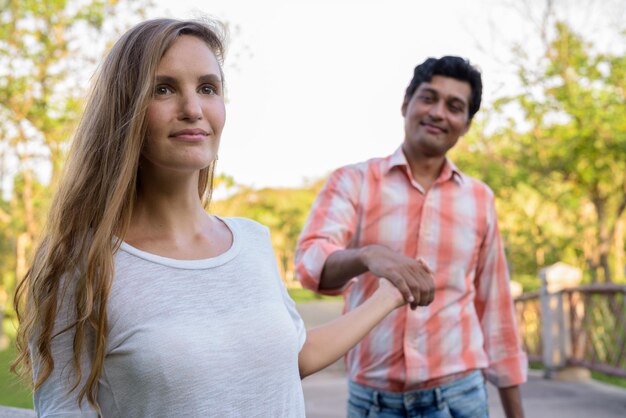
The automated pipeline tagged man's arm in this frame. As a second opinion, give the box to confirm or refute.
[473,192,527,416]
[498,386,524,418]
[321,244,435,309]
[296,166,434,306]
[295,166,363,295]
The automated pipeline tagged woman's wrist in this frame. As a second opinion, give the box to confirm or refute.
[370,282,405,312]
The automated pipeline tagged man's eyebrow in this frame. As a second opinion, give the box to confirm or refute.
[420,86,468,105]
[419,87,438,95]
[448,96,468,106]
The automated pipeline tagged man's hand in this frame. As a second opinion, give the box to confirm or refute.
[360,244,435,309]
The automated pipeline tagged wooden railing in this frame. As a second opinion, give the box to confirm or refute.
[514,291,542,363]
[514,284,626,378]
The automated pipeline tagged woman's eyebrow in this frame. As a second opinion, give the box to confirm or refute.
[154,74,223,87]
[198,74,222,84]
[155,75,177,84]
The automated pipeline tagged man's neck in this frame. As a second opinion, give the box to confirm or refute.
[402,145,446,192]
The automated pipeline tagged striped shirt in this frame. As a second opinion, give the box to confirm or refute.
[295,146,527,391]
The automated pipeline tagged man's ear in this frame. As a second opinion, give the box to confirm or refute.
[461,119,472,136]
[401,97,409,117]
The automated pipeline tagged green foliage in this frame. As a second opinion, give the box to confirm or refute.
[512,274,542,293]
[287,288,342,303]
[0,339,33,409]
[211,179,326,284]
[0,0,152,352]
[454,21,626,282]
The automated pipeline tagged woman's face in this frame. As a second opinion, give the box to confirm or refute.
[143,35,226,175]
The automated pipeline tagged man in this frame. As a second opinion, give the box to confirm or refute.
[295,56,526,417]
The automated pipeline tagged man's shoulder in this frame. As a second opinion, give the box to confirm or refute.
[332,154,390,178]
[456,170,495,198]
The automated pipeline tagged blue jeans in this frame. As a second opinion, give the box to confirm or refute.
[347,370,489,418]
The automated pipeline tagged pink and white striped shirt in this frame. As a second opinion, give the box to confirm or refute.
[295,146,527,391]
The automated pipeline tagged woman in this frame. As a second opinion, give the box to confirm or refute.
[13,18,410,417]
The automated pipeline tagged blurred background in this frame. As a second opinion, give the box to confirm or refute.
[0,0,624,410]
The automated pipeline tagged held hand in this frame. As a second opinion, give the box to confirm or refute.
[360,245,435,309]
[373,277,406,310]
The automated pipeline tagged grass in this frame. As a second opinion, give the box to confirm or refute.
[528,361,626,389]
[0,338,33,409]
[591,370,626,389]
[287,287,343,303]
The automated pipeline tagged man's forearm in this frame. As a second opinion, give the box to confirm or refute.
[498,385,524,418]
[320,244,435,308]
[319,248,369,291]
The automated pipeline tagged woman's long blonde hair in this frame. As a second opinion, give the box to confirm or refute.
[12,18,226,409]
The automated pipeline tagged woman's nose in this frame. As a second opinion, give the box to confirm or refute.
[178,94,202,121]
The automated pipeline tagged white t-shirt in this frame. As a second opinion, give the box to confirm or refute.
[33,217,307,417]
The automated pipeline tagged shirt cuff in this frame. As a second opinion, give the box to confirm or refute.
[296,241,346,295]
[484,351,528,388]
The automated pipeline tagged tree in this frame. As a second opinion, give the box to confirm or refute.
[212,179,325,285]
[494,21,626,282]
[450,116,582,286]
[0,0,151,333]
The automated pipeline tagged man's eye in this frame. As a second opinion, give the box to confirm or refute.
[449,103,466,113]
[200,85,216,95]
[418,95,435,102]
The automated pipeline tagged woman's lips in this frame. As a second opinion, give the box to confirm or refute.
[170,128,209,141]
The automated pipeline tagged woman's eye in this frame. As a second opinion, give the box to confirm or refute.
[154,85,172,96]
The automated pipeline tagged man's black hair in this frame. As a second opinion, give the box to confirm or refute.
[404,56,482,120]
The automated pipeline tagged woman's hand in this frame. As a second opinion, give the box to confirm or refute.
[372,277,407,310]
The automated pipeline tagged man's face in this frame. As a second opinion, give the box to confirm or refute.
[401,75,472,158]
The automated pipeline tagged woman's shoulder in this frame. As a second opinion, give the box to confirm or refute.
[220,216,270,237]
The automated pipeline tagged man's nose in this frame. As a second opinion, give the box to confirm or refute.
[428,100,445,119]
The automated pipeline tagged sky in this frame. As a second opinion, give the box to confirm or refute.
[144,0,623,190]
[2,0,623,198]
[150,0,525,189]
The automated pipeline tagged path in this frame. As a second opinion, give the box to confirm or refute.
[297,301,626,418]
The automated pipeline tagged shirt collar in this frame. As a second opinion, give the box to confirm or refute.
[385,146,465,186]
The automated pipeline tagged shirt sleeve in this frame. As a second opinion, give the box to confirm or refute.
[295,166,363,295]
[474,194,528,388]
[278,278,307,352]
[31,282,99,417]
[257,223,307,351]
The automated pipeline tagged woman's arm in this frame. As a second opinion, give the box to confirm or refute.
[298,278,404,378]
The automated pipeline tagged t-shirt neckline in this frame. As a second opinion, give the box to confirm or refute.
[118,216,241,270]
